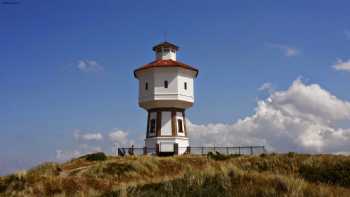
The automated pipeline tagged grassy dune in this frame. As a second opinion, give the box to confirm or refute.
[1,153,350,196]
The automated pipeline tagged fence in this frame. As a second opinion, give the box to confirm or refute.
[117,146,266,156]
[187,146,266,155]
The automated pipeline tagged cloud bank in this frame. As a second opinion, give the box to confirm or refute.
[189,79,350,154]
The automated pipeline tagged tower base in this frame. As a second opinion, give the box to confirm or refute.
[145,136,189,155]
[144,108,189,155]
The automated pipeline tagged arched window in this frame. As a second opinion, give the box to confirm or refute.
[164,80,168,88]
[184,82,187,90]
[145,82,148,90]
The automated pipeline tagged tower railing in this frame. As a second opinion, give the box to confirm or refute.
[116,146,266,156]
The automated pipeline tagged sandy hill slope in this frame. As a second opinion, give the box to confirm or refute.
[1,152,350,197]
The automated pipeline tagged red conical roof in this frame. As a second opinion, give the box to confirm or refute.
[134,59,198,78]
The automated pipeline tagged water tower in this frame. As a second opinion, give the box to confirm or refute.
[134,41,198,155]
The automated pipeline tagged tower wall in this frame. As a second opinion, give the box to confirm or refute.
[137,67,196,110]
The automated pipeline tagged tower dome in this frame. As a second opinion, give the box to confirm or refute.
[152,41,179,60]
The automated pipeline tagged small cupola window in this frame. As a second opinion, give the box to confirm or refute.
[145,82,148,90]
[164,80,168,88]
[184,82,187,90]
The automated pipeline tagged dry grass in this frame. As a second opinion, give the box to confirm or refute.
[1,153,350,196]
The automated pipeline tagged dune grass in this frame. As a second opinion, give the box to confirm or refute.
[1,152,350,196]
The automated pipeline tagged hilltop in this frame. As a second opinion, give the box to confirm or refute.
[1,152,350,197]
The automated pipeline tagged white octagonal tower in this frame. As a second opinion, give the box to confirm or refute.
[134,42,198,155]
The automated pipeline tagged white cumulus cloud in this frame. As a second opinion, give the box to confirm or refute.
[109,129,134,147]
[345,30,350,40]
[81,133,103,141]
[332,59,350,72]
[74,130,103,141]
[266,43,299,57]
[55,145,103,161]
[259,82,274,93]
[189,79,350,154]
[77,60,104,72]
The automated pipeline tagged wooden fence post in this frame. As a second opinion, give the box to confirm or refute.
[186,146,191,154]
[143,147,147,155]
[174,143,179,155]
[156,144,160,156]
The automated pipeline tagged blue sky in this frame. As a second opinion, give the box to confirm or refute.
[1,0,350,175]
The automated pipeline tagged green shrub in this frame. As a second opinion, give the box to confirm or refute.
[299,158,350,187]
[81,152,107,161]
[287,152,296,157]
[260,153,267,157]
[0,174,26,193]
[0,177,5,192]
[207,151,230,161]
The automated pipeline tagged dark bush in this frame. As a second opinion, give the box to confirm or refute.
[260,153,267,157]
[0,175,26,192]
[287,152,296,157]
[81,152,107,161]
[299,159,350,187]
[229,154,241,158]
[207,152,230,161]
[0,177,9,192]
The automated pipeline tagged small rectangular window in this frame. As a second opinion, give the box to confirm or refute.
[178,119,183,133]
[150,119,156,133]
[164,81,168,88]
[145,82,148,90]
[184,82,187,90]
